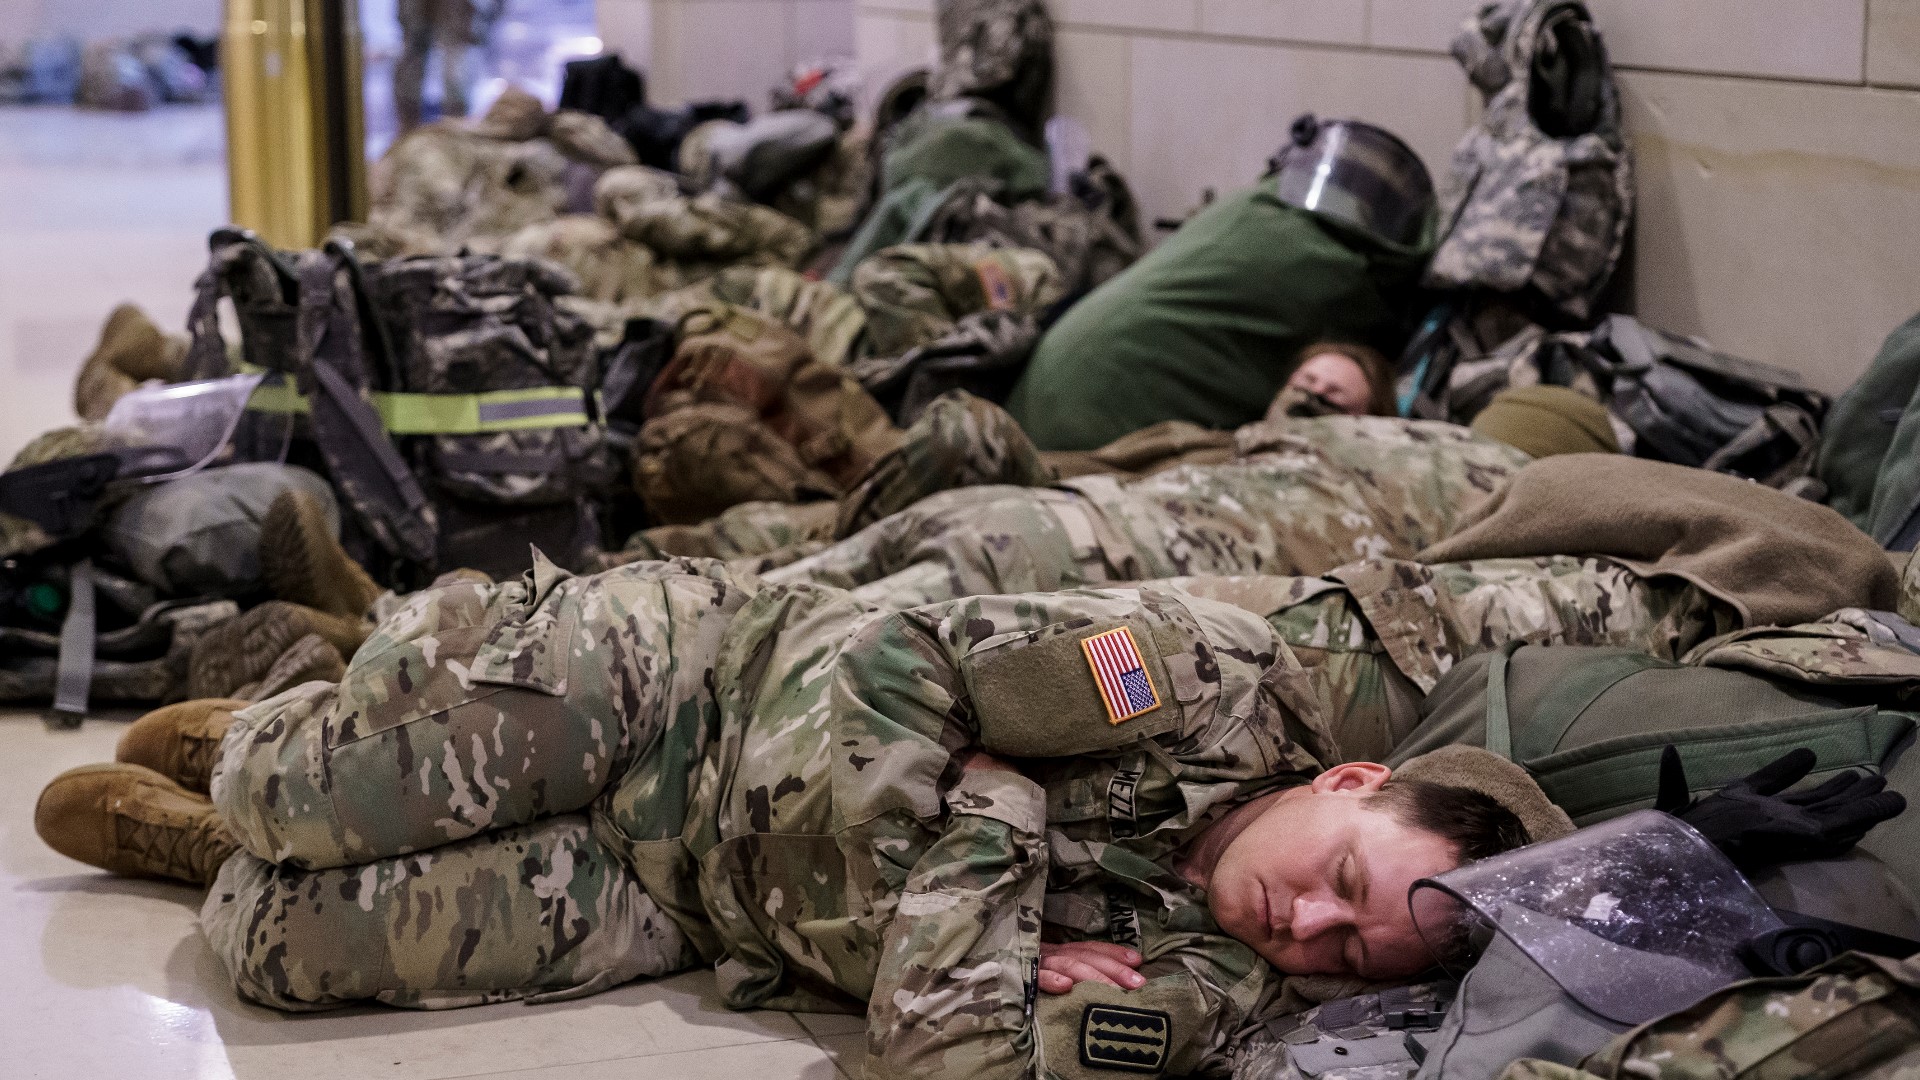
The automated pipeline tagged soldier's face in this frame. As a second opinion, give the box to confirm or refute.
[1208,764,1458,980]
[1287,352,1375,416]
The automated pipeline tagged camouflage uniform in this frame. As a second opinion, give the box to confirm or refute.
[498,215,670,306]
[199,544,1716,1075]
[645,265,870,369]
[596,166,817,272]
[1496,951,1920,1080]
[621,391,1227,567]
[850,243,1063,360]
[763,415,1531,608]
[366,124,570,255]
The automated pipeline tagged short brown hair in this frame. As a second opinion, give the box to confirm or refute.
[1365,779,1531,864]
[1297,341,1397,416]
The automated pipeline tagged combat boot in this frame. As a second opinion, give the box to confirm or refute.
[187,601,367,700]
[36,763,240,887]
[72,303,187,421]
[260,489,383,621]
[241,632,347,703]
[116,699,245,794]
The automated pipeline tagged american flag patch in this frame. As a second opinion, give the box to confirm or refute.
[1081,626,1161,725]
[976,259,1017,310]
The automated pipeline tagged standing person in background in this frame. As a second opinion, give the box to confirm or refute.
[394,0,506,131]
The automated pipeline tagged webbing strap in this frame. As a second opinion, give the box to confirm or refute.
[50,559,96,725]
[1482,641,1524,761]
[246,377,594,435]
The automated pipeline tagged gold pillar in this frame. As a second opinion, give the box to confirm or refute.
[223,0,368,249]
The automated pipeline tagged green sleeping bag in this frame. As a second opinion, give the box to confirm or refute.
[1007,180,1430,451]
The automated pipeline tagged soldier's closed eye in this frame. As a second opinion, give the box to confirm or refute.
[1336,850,1367,907]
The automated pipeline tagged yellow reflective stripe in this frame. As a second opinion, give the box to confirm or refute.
[244,379,592,434]
[247,379,310,415]
[375,388,590,435]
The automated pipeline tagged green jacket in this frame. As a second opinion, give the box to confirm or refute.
[1009,183,1430,451]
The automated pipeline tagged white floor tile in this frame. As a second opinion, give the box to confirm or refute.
[4,711,837,1080]
[794,1009,868,1038]
[813,1031,867,1080]
[475,1036,843,1080]
[0,106,227,467]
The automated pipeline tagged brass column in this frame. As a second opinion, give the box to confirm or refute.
[223,0,369,249]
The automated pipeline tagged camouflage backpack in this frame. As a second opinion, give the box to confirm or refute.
[358,253,622,578]
[186,231,622,582]
[185,230,441,576]
[634,306,903,523]
[1423,0,1632,322]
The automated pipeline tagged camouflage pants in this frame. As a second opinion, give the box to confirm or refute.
[762,417,1531,607]
[200,558,747,1009]
[197,552,1720,1013]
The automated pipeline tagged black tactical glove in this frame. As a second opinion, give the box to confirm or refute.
[1655,746,1907,872]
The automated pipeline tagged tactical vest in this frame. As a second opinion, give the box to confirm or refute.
[1423,0,1632,322]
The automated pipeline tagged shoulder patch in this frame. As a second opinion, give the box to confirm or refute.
[1081,1003,1171,1073]
[1081,626,1162,724]
[976,258,1018,310]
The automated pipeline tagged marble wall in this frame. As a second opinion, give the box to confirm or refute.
[851,0,1920,392]
[598,0,856,110]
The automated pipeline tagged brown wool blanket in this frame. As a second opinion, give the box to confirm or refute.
[1417,454,1897,628]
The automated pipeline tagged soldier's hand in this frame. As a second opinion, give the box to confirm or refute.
[1038,941,1145,995]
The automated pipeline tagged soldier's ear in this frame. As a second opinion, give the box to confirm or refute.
[1310,762,1391,794]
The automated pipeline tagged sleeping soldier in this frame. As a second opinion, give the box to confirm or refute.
[37,543,1734,1078]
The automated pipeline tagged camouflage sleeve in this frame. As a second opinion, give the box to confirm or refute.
[833,587,1335,1078]
[865,767,1049,1080]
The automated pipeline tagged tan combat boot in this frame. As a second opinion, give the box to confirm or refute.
[239,633,347,703]
[72,303,188,421]
[116,699,246,794]
[187,601,366,700]
[35,763,241,887]
[260,489,384,621]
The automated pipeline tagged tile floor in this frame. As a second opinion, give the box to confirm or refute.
[0,105,864,1079]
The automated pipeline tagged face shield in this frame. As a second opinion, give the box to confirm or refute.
[100,371,296,484]
[1270,114,1436,249]
[1411,810,1783,1026]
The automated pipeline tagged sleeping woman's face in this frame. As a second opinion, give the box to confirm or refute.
[1287,352,1374,416]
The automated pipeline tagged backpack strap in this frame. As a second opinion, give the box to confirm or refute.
[184,228,302,381]
[1483,641,1523,761]
[1699,403,1822,485]
[49,559,95,725]
[294,252,439,568]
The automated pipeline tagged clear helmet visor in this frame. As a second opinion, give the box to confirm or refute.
[1411,810,1782,1025]
[1272,115,1436,248]
[100,372,293,484]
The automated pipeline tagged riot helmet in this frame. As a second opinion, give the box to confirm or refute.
[1269,114,1436,249]
[1409,810,1782,1026]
